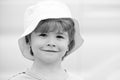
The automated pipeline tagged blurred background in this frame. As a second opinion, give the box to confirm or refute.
[0,0,120,80]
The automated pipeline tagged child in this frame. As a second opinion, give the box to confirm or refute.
[9,0,84,80]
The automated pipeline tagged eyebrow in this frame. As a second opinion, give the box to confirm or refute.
[56,32,67,36]
[57,32,63,34]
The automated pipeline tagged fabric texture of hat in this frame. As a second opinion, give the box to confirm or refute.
[18,0,84,61]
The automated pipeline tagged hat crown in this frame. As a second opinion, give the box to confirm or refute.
[24,0,72,31]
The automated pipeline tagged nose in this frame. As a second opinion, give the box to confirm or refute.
[46,38,56,47]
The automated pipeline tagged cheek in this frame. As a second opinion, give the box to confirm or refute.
[31,38,45,45]
[58,40,69,51]
[30,39,46,57]
[30,38,46,52]
[57,41,68,58]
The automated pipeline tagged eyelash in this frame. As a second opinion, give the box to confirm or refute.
[56,35,64,39]
[39,33,47,37]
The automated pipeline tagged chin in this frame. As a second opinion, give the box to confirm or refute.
[36,54,61,64]
[40,57,61,64]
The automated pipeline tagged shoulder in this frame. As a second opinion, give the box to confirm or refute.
[67,72,84,80]
[8,72,34,80]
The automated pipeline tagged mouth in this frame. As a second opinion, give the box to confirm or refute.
[42,50,58,52]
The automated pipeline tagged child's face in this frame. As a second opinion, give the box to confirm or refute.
[30,31,69,63]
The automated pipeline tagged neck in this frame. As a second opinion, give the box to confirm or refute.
[29,59,68,80]
[30,59,63,75]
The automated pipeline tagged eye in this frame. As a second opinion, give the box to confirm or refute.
[39,33,48,37]
[56,35,64,39]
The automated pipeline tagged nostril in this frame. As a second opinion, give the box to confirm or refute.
[47,44,50,46]
[53,45,55,47]
[47,44,56,47]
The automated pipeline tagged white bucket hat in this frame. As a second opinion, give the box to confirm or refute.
[18,0,84,61]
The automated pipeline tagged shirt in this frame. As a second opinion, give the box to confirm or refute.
[8,69,83,80]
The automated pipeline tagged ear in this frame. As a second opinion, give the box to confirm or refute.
[25,33,32,46]
[28,41,31,47]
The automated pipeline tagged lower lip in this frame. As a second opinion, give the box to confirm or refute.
[42,50,58,53]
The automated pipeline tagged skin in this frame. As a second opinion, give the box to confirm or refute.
[29,31,69,80]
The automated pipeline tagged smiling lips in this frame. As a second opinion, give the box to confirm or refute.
[42,50,58,52]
